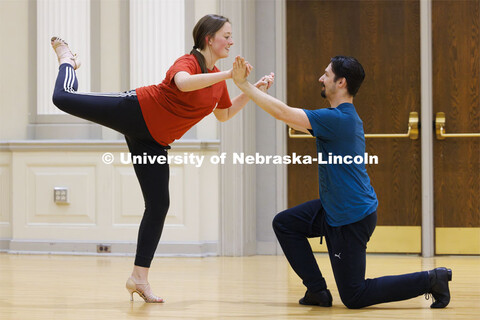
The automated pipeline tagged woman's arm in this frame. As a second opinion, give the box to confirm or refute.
[174,70,232,92]
[213,93,250,123]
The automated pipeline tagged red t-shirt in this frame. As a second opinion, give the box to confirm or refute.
[135,54,232,146]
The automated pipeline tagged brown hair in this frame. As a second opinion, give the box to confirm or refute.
[190,14,230,73]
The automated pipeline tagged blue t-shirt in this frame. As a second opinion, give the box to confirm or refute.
[304,103,378,227]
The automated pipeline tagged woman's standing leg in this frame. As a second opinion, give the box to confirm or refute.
[124,136,170,303]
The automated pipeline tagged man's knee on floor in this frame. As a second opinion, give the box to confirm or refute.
[339,287,365,309]
[341,295,364,309]
[342,299,364,309]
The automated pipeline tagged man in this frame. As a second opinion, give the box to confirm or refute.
[231,55,452,309]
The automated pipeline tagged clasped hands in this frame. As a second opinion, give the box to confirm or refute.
[231,56,275,93]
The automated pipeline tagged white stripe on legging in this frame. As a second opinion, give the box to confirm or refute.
[68,67,75,92]
[63,67,70,92]
[63,66,74,93]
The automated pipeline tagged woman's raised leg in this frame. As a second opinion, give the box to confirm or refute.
[51,38,146,138]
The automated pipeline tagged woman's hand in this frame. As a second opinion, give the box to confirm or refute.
[254,73,275,92]
[232,56,251,84]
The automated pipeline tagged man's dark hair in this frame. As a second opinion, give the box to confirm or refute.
[330,56,365,96]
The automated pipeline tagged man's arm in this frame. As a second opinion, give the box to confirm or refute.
[213,72,275,122]
[232,56,311,130]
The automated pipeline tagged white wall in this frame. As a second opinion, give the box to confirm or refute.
[1,141,219,255]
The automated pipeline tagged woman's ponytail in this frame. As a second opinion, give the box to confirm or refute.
[190,46,208,74]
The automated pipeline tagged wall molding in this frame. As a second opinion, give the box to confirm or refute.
[1,239,217,257]
[274,0,288,255]
[0,140,220,152]
[218,0,257,256]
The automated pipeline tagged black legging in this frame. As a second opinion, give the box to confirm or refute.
[53,63,169,267]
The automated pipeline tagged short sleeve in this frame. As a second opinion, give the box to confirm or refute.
[167,55,199,83]
[303,108,339,140]
[216,81,232,109]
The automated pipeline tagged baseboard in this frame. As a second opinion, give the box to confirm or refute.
[1,239,218,257]
[0,239,9,251]
[256,240,278,255]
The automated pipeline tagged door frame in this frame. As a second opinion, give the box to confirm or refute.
[420,0,434,257]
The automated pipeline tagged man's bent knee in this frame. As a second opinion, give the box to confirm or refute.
[272,211,288,232]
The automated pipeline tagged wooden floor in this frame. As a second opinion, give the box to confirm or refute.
[0,253,478,319]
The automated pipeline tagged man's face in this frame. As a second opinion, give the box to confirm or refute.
[318,63,336,99]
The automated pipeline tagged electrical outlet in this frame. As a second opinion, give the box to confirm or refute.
[97,244,111,253]
[53,187,69,204]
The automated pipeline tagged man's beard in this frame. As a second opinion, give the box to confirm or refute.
[321,88,326,98]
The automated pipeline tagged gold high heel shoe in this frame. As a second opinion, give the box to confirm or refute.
[126,277,164,303]
[50,36,81,70]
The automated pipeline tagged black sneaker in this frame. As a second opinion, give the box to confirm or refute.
[299,289,332,307]
[426,267,452,308]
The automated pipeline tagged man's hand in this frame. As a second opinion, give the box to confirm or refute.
[227,56,252,79]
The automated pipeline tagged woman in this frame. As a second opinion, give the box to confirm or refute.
[51,14,274,303]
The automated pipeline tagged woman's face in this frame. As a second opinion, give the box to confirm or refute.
[209,22,234,59]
